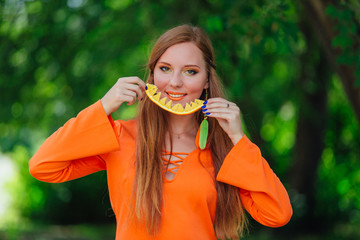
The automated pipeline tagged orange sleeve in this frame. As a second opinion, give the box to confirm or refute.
[216,135,293,227]
[29,100,120,183]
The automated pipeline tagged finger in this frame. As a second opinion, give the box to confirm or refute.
[203,108,238,114]
[206,97,225,102]
[205,102,237,110]
[128,77,146,100]
[122,89,137,98]
[204,112,238,121]
[206,97,233,104]
[206,98,236,107]
[204,103,239,113]
[123,77,146,90]
[122,95,136,105]
[125,84,144,100]
[204,107,239,115]
[204,106,240,117]
[121,89,137,105]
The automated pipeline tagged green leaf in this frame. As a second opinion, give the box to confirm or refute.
[206,16,223,33]
[325,5,338,18]
[199,118,208,150]
[355,67,360,87]
[332,35,353,49]
[355,78,360,87]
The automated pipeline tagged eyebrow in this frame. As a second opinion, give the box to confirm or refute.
[158,61,201,69]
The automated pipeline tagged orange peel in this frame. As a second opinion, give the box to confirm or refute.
[145,83,204,115]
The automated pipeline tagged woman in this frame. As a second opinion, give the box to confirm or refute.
[29,25,292,240]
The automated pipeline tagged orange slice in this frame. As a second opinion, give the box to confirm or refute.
[145,83,204,115]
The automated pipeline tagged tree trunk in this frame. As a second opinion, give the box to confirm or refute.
[288,12,330,232]
[300,0,360,126]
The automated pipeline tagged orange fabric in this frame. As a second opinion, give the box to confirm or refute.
[29,100,293,239]
[162,151,188,175]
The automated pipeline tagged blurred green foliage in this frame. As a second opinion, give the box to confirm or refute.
[0,0,359,239]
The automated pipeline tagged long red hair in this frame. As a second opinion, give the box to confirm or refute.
[132,25,248,239]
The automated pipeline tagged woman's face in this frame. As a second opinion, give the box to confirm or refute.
[153,42,209,108]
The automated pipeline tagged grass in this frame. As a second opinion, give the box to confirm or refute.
[0,223,115,240]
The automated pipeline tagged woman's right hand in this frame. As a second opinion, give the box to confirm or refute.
[101,77,146,116]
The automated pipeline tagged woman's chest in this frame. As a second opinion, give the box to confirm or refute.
[164,153,217,212]
[105,148,217,214]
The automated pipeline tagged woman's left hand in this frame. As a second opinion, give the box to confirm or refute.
[202,97,244,145]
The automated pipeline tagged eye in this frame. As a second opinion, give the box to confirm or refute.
[184,69,198,76]
[160,66,171,72]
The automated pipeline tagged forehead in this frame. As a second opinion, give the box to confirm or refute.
[158,42,205,66]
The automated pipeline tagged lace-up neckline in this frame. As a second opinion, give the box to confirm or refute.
[162,150,189,181]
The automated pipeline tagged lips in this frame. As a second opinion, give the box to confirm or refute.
[166,91,187,101]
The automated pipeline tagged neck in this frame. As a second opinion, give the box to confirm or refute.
[167,113,198,136]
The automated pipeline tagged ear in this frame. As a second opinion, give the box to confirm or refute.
[204,81,209,89]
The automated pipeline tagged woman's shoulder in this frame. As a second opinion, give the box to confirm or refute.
[115,118,137,127]
[113,119,138,140]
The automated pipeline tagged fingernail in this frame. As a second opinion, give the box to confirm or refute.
[201,105,206,109]
[202,109,207,112]
[145,85,148,90]
[205,112,211,115]
[203,100,208,104]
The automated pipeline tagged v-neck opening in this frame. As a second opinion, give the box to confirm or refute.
[162,147,198,183]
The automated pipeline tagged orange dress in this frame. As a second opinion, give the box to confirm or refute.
[29,100,292,240]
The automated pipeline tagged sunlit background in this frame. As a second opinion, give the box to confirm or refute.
[1,0,360,239]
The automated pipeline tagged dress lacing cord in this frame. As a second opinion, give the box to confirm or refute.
[162,150,189,175]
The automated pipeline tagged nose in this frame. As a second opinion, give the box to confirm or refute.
[169,71,183,88]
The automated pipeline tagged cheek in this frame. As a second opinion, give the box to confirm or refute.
[185,82,204,93]
[185,75,207,93]
[154,71,169,90]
